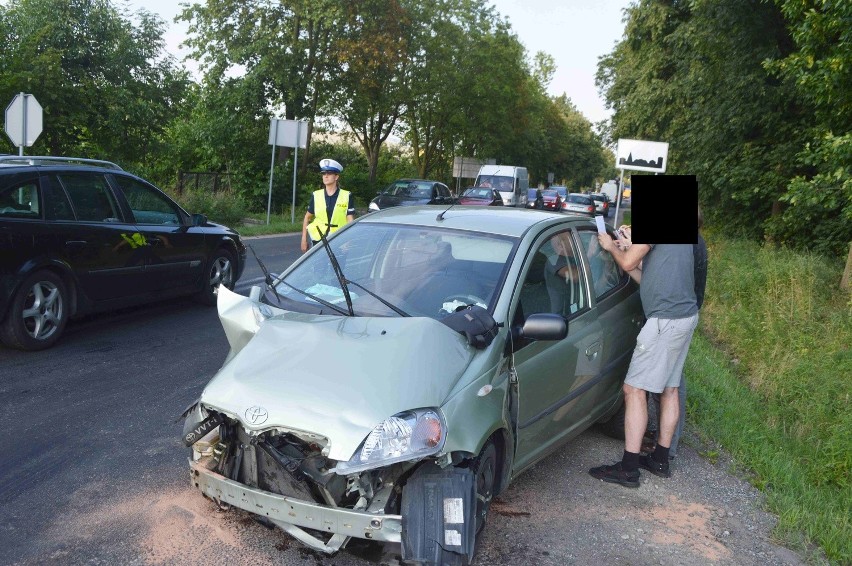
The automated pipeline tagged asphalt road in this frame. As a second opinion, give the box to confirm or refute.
[0,226,806,566]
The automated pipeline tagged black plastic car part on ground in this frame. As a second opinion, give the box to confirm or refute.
[0,156,247,351]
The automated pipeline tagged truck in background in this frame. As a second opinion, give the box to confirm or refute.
[599,181,620,205]
[474,165,529,207]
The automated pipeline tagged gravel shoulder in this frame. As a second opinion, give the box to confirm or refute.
[15,426,810,566]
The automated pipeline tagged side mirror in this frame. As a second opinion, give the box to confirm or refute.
[192,213,208,227]
[514,313,567,341]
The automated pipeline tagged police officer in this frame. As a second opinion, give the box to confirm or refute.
[301,158,355,253]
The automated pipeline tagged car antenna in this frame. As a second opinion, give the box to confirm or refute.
[436,200,457,221]
[317,227,355,316]
[246,244,283,304]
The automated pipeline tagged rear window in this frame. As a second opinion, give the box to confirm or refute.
[568,194,592,204]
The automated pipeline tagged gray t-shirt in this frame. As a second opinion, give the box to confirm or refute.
[639,244,698,319]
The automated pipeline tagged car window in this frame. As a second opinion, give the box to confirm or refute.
[0,177,40,219]
[275,224,514,318]
[114,176,181,225]
[577,229,625,299]
[56,172,122,222]
[567,194,591,204]
[517,229,587,319]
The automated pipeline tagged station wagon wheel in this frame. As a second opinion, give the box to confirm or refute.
[0,270,69,351]
[197,248,236,306]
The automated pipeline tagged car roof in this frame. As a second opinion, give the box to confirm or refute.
[0,156,123,171]
[359,205,590,237]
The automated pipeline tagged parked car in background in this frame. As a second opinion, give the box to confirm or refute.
[457,186,504,206]
[541,189,563,211]
[526,188,544,209]
[184,206,640,565]
[368,179,453,212]
[562,193,596,216]
[0,156,246,351]
[589,193,611,217]
[551,185,569,203]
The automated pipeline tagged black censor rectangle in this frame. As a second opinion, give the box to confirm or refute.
[629,175,698,244]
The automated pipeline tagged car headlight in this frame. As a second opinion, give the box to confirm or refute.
[368,201,380,211]
[332,408,446,474]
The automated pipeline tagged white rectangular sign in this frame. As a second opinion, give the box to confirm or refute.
[268,118,308,149]
[616,138,669,173]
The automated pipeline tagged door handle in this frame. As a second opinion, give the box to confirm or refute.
[585,342,601,360]
[65,240,87,250]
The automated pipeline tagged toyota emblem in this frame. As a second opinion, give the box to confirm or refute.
[245,406,269,425]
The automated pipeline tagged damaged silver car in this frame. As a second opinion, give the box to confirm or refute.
[183,206,642,565]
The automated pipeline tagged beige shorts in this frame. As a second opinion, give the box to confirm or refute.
[624,314,698,393]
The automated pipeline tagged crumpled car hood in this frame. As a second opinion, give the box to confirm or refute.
[201,306,475,462]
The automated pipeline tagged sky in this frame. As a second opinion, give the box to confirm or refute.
[126,0,633,125]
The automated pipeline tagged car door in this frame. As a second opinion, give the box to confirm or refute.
[49,171,153,302]
[576,228,643,407]
[508,226,604,472]
[110,174,206,292]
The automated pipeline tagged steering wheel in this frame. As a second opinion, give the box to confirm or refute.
[441,293,488,313]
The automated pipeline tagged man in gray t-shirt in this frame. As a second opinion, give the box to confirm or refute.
[588,238,698,488]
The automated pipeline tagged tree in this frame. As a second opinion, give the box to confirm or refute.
[0,0,189,167]
[597,0,814,243]
[179,0,343,173]
[327,0,411,185]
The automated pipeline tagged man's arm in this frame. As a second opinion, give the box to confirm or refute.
[597,233,651,272]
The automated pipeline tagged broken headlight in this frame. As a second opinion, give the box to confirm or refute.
[332,408,446,474]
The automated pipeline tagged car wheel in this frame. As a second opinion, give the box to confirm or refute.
[597,399,625,440]
[197,248,236,306]
[0,270,69,351]
[470,438,497,537]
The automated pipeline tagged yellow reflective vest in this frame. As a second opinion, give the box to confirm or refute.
[307,188,351,241]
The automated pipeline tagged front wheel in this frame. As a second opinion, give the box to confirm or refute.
[196,248,236,306]
[1,270,69,351]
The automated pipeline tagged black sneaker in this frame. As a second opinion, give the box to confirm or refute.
[588,462,640,488]
[638,454,671,478]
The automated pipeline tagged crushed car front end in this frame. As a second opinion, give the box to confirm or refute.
[185,402,451,552]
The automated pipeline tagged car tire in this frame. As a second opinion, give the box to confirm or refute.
[196,248,236,306]
[0,270,69,351]
[470,438,498,537]
[598,399,626,440]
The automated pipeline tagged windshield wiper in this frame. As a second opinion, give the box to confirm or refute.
[247,244,283,304]
[275,280,349,316]
[343,279,410,317]
[316,227,355,316]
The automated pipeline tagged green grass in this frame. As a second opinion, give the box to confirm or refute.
[236,213,302,237]
[685,232,851,563]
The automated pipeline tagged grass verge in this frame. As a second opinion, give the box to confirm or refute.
[685,232,851,563]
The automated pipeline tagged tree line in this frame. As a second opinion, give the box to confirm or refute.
[598,0,850,257]
[0,0,613,213]
[2,0,846,257]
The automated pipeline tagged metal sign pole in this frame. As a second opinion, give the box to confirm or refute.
[19,92,26,156]
[613,168,625,229]
[267,119,279,225]
[291,121,300,224]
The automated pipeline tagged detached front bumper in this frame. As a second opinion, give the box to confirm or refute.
[189,460,402,549]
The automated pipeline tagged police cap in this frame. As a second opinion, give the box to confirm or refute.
[319,158,343,174]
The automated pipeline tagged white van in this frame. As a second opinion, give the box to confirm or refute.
[475,165,529,207]
[599,181,620,204]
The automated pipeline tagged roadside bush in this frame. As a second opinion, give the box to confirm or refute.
[178,189,248,227]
